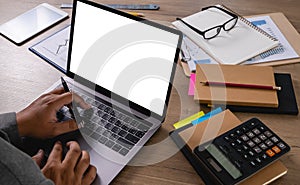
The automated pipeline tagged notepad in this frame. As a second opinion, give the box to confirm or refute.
[194,64,279,107]
[172,5,279,65]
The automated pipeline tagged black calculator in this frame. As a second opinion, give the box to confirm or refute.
[194,118,290,185]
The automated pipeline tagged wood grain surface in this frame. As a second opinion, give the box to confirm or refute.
[1,0,299,184]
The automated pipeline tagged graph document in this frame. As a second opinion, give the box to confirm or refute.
[29,25,70,72]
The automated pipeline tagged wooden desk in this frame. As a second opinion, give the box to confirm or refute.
[0,0,299,184]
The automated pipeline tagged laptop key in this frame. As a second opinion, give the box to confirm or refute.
[80,127,93,136]
[105,140,115,148]
[112,144,122,152]
[119,148,129,156]
[111,126,121,134]
[142,121,153,128]
[104,123,114,130]
[118,130,127,137]
[128,128,137,134]
[125,133,140,144]
[117,138,133,149]
[135,131,146,138]
[90,132,101,140]
[137,124,150,132]
[102,113,110,120]
[98,136,108,144]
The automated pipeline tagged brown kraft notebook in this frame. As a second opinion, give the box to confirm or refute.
[194,64,279,107]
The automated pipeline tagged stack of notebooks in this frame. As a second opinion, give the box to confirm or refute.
[191,64,298,115]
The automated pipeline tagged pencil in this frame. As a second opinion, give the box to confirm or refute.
[200,81,281,90]
[126,12,145,17]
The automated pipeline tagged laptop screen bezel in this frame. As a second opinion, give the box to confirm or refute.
[66,0,182,121]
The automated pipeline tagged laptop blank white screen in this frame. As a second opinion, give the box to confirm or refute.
[69,1,180,116]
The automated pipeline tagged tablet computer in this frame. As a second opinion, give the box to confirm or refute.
[0,3,68,45]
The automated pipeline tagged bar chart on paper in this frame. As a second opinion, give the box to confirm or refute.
[243,16,299,65]
[29,25,70,72]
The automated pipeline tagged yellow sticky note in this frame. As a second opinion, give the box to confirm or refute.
[173,111,205,129]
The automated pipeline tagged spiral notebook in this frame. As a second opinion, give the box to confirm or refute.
[172,5,279,65]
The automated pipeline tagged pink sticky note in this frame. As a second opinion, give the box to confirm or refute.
[188,73,196,96]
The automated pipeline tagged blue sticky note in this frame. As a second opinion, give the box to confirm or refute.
[251,20,266,26]
[192,107,223,125]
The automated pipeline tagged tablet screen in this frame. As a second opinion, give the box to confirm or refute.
[0,3,68,45]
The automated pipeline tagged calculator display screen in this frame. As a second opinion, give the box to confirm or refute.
[206,144,242,179]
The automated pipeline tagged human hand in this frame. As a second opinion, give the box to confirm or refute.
[16,87,90,139]
[42,141,97,185]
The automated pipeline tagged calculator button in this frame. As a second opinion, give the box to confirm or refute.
[246,131,255,138]
[247,140,255,147]
[261,153,268,160]
[236,139,242,145]
[224,136,230,142]
[237,148,243,153]
[264,131,273,137]
[266,149,275,157]
[241,135,249,141]
[229,133,236,139]
[253,146,262,154]
[277,142,287,150]
[252,128,261,135]
[249,121,257,128]
[235,129,242,135]
[258,134,267,141]
[259,143,268,150]
[272,146,281,154]
[258,126,266,131]
[234,160,242,169]
[270,136,279,143]
[248,150,255,156]
[243,154,249,159]
[253,137,261,144]
[256,157,262,163]
[242,145,249,151]
[250,161,256,167]
[265,140,273,147]
[230,142,237,147]
[242,126,248,132]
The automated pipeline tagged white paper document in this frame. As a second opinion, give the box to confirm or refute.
[29,25,70,72]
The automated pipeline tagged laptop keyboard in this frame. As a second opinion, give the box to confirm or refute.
[75,91,153,156]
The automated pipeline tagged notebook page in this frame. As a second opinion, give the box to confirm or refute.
[173,7,279,65]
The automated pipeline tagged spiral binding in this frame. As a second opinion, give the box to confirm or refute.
[220,4,278,42]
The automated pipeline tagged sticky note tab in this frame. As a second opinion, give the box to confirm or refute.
[173,111,205,129]
[192,107,223,125]
[188,73,196,96]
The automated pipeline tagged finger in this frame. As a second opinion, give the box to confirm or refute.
[48,141,63,163]
[52,92,73,110]
[75,151,90,176]
[73,93,91,109]
[52,119,79,136]
[62,141,82,168]
[82,165,97,185]
[50,87,65,95]
[32,149,44,168]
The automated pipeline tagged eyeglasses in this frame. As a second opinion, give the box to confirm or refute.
[176,6,238,39]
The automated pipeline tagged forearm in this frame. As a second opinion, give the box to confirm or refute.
[0,112,23,148]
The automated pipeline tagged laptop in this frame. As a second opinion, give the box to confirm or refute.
[60,0,182,184]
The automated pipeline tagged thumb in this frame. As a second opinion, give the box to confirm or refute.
[32,149,44,168]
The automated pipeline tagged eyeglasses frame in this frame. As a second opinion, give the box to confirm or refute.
[176,6,238,39]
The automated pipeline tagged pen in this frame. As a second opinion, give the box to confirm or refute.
[60,77,85,127]
[200,81,281,90]
[61,77,75,118]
